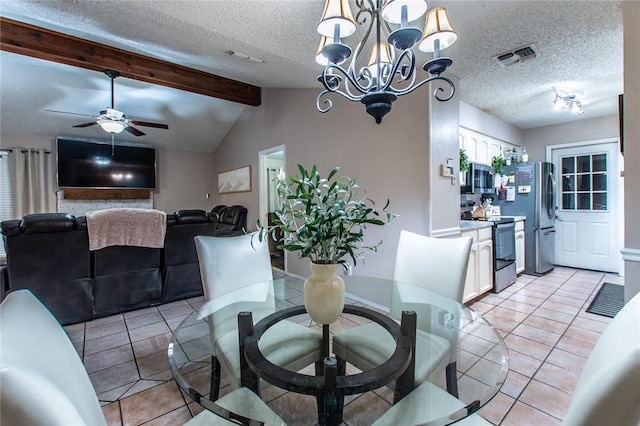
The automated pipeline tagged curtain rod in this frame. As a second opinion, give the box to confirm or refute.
[2,149,51,154]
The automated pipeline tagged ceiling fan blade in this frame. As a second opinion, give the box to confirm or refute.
[130,120,169,129]
[73,121,98,128]
[45,109,95,118]
[125,126,146,137]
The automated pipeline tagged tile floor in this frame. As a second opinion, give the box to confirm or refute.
[64,266,623,425]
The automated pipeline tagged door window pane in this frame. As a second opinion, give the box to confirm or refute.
[562,175,575,191]
[593,173,607,191]
[593,154,607,172]
[577,156,591,173]
[577,175,591,191]
[563,193,575,210]
[577,193,591,210]
[593,193,607,210]
[562,157,575,174]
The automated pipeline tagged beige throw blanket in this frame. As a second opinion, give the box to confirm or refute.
[86,208,167,251]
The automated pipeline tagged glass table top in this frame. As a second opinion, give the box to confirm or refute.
[167,275,509,425]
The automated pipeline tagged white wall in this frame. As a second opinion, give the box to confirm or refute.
[214,86,461,280]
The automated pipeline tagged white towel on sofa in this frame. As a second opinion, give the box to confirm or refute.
[86,208,167,251]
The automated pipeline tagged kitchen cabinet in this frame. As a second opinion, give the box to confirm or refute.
[515,219,526,274]
[462,225,494,303]
[459,127,520,166]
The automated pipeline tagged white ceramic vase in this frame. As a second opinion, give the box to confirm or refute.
[304,262,345,324]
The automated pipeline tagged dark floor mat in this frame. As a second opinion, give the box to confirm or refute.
[585,283,625,318]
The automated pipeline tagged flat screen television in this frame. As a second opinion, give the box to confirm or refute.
[56,137,156,189]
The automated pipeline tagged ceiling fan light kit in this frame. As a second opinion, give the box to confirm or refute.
[97,118,127,134]
[315,0,457,124]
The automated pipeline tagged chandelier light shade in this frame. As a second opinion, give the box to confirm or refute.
[367,42,393,79]
[97,119,127,134]
[315,0,457,124]
[316,36,331,66]
[381,0,429,24]
[419,7,457,52]
[317,0,357,39]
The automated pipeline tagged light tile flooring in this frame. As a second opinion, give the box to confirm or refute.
[64,266,623,425]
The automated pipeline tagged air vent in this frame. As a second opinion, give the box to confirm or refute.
[493,44,539,67]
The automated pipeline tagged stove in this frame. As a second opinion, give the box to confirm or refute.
[492,217,517,292]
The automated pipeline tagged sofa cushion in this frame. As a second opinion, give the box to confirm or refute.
[20,213,76,234]
[174,209,209,224]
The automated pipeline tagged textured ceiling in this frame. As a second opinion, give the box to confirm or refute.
[0,0,623,153]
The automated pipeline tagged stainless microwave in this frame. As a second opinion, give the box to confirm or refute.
[461,163,494,194]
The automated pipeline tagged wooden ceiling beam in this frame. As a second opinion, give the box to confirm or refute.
[0,17,261,107]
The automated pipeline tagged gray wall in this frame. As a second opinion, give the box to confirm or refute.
[522,114,619,162]
[214,86,460,279]
[459,101,524,144]
[623,0,640,301]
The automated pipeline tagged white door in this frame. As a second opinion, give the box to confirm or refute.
[550,141,622,273]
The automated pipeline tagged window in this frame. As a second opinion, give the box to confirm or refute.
[561,154,607,211]
[0,151,12,262]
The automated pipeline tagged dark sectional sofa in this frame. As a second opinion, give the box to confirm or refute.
[0,205,248,325]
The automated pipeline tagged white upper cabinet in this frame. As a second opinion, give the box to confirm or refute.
[459,127,519,166]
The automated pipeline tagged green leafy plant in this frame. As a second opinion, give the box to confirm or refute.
[492,156,506,175]
[257,164,396,269]
[459,149,469,173]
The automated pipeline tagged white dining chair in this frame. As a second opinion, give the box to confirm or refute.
[0,289,284,426]
[194,234,323,400]
[332,230,473,398]
[373,289,640,426]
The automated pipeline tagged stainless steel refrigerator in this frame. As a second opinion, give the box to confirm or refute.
[496,162,557,275]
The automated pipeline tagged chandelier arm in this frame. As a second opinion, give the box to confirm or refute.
[347,0,375,80]
[388,75,456,100]
[316,91,334,113]
[375,49,418,94]
[321,64,369,98]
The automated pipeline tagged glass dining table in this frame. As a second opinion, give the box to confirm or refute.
[167,275,509,426]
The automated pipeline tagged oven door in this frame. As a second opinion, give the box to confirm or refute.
[493,219,517,292]
[494,220,516,262]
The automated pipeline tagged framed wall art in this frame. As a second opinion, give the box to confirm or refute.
[218,165,251,194]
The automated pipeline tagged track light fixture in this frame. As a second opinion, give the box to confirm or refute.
[315,0,457,124]
[554,94,584,115]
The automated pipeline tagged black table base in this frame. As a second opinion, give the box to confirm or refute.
[238,305,417,426]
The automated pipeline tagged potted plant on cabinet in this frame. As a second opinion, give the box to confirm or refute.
[491,156,506,175]
[257,164,396,324]
[459,149,469,173]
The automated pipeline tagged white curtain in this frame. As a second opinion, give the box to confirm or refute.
[8,148,52,218]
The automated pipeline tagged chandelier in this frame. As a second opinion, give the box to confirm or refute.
[553,94,584,115]
[315,0,458,124]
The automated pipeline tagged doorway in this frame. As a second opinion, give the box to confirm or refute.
[258,145,285,270]
[548,139,623,273]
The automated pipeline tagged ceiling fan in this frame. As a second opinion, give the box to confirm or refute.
[46,70,169,137]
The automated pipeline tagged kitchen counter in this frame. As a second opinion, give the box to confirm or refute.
[460,220,494,230]
[461,215,526,230]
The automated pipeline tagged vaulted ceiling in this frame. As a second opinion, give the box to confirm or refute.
[0,1,623,153]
